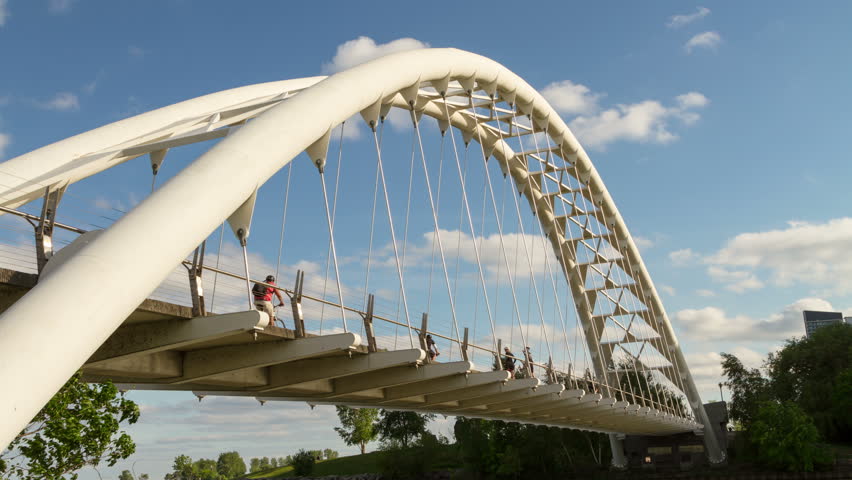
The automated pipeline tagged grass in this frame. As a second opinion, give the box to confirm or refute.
[247,451,386,478]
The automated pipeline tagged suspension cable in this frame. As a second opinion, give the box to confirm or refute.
[370,125,415,348]
[275,162,294,282]
[412,109,464,354]
[441,98,500,353]
[319,123,347,333]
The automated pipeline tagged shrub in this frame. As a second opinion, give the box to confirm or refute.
[291,449,315,476]
[751,401,833,472]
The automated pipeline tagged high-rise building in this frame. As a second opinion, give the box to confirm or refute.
[802,310,844,338]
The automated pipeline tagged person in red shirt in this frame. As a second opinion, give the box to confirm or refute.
[253,275,285,327]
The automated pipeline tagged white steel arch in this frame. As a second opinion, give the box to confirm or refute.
[0,48,722,462]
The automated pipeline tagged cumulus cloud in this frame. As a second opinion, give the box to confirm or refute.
[323,36,430,74]
[667,6,710,28]
[37,92,80,111]
[48,0,74,14]
[695,289,715,297]
[0,133,10,159]
[669,248,697,266]
[685,345,764,398]
[540,80,602,116]
[706,265,763,293]
[567,92,709,150]
[707,217,852,294]
[0,0,7,26]
[685,31,722,53]
[660,285,676,296]
[632,235,654,250]
[674,297,830,342]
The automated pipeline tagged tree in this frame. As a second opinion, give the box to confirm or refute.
[0,371,140,480]
[766,323,852,440]
[334,406,379,454]
[323,449,339,460]
[139,475,149,480]
[290,449,315,476]
[375,410,436,448]
[751,401,832,471]
[278,456,288,466]
[216,451,246,479]
[249,457,260,473]
[118,471,134,480]
[721,352,771,428]
[259,456,269,469]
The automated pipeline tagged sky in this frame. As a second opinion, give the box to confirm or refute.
[2,1,852,478]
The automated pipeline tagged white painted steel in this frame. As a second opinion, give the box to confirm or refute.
[0,48,719,459]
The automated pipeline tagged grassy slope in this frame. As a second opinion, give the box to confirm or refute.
[247,451,385,478]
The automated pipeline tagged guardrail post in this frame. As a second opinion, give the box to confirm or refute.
[360,294,378,353]
[33,186,65,275]
[546,356,558,384]
[187,242,207,317]
[495,338,504,371]
[461,327,469,362]
[419,313,429,359]
[291,270,306,338]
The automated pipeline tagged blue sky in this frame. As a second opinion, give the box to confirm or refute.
[2,1,852,478]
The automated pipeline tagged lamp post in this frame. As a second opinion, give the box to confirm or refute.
[718,382,724,402]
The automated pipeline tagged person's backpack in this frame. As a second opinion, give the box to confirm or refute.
[252,282,266,298]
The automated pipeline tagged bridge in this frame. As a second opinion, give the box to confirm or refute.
[0,48,724,466]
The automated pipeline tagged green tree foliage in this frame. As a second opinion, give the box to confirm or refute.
[322,449,339,460]
[378,432,449,480]
[375,410,436,448]
[751,401,832,472]
[452,417,609,478]
[215,451,245,479]
[165,455,227,480]
[118,471,133,480]
[0,372,140,480]
[248,457,260,473]
[765,323,852,441]
[721,352,771,428]
[334,406,379,454]
[290,449,315,476]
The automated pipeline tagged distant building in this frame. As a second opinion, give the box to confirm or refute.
[803,310,844,338]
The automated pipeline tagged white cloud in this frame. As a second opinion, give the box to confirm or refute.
[685,31,722,53]
[632,235,654,250]
[695,289,715,297]
[706,265,763,293]
[667,6,710,28]
[708,217,852,294]
[685,345,763,398]
[660,285,676,296]
[540,80,602,116]
[128,45,146,57]
[322,36,430,74]
[48,0,74,14]
[0,132,10,159]
[0,0,8,26]
[669,248,697,266]
[37,92,79,111]
[674,297,830,341]
[568,92,708,150]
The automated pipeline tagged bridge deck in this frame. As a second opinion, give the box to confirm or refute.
[0,267,698,436]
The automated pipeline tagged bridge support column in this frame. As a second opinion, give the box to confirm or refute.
[608,434,628,470]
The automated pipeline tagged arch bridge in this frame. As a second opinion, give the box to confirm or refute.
[0,48,723,466]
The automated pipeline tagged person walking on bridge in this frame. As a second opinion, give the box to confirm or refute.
[253,275,285,327]
[502,347,516,378]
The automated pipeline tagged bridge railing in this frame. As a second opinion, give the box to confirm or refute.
[0,204,690,421]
